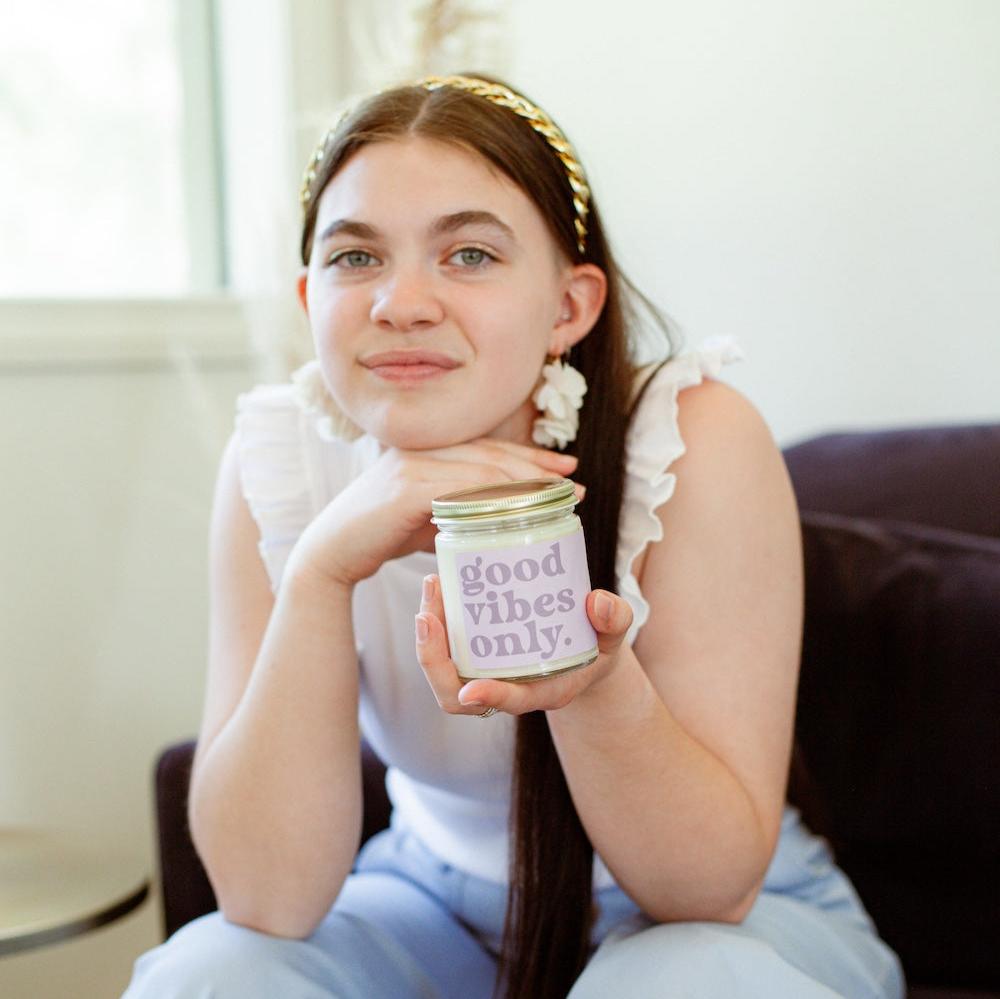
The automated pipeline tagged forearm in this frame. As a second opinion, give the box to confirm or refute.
[546,648,770,923]
[190,570,362,937]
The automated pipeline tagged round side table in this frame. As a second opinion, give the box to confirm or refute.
[0,828,150,956]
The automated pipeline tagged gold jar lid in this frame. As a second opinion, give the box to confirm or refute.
[431,477,576,525]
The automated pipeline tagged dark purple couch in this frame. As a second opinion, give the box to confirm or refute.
[154,423,1000,998]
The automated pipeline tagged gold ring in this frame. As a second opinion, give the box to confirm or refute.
[476,707,498,718]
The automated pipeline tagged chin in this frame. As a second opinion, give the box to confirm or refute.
[365,411,483,451]
[375,425,473,451]
[355,392,529,451]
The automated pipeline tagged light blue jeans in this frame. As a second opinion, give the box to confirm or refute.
[123,806,905,998]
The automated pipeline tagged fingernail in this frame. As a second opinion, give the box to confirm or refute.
[459,694,483,707]
[558,453,578,465]
[415,615,429,643]
[422,576,434,602]
[594,591,612,624]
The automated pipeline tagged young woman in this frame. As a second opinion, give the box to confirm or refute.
[124,75,905,998]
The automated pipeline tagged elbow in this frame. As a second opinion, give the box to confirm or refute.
[204,859,350,940]
[639,870,766,926]
[641,892,756,927]
[714,896,756,925]
[209,859,348,939]
[218,899,328,940]
[712,808,776,924]
[191,825,351,941]
[712,875,765,925]
[634,815,774,925]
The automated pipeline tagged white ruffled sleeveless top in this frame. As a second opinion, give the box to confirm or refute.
[235,337,744,888]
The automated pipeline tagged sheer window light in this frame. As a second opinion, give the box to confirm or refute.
[0,0,222,297]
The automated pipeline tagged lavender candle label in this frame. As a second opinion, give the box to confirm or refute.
[452,531,597,671]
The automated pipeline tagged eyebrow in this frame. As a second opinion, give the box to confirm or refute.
[318,210,516,244]
[430,210,516,240]
[318,218,380,242]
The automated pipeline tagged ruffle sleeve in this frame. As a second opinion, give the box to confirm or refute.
[234,383,326,593]
[617,336,745,645]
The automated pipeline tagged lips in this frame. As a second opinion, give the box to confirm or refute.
[361,350,461,370]
[361,350,461,383]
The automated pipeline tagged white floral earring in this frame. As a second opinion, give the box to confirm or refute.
[290,360,364,442]
[531,348,587,450]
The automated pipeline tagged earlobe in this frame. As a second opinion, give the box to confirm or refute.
[296,271,309,314]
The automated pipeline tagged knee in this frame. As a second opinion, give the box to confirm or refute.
[571,920,768,998]
[121,912,328,999]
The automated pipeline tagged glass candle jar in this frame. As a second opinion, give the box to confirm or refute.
[431,477,598,682]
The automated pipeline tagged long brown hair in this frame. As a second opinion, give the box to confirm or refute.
[301,76,678,998]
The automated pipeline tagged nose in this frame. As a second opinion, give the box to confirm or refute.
[369,267,445,332]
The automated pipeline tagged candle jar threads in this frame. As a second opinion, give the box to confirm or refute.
[431,477,598,682]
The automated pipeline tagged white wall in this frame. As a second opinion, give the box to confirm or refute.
[0,302,260,997]
[507,0,1000,445]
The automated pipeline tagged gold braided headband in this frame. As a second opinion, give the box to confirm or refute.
[299,75,590,255]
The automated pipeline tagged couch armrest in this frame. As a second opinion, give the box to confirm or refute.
[783,424,1000,539]
[154,740,217,939]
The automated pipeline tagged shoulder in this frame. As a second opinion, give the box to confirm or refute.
[668,379,796,575]
[628,339,780,494]
[625,377,786,582]
[675,377,778,468]
[650,375,796,563]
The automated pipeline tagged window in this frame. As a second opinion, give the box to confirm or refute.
[0,0,223,298]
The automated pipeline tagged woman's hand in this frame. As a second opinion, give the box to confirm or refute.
[415,573,634,715]
[288,440,579,590]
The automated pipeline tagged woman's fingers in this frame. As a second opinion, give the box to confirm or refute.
[456,673,581,716]
[417,439,578,482]
[415,575,482,715]
[477,438,579,476]
[587,589,634,653]
[403,460,580,514]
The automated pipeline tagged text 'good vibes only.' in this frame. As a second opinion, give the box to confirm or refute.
[455,537,596,668]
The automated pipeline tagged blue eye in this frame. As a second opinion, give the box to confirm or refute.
[449,247,495,268]
[328,249,378,268]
